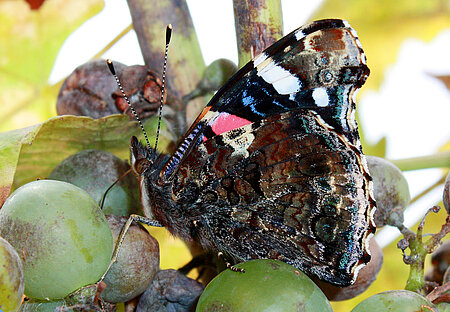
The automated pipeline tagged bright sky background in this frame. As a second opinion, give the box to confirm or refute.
[49,0,450,247]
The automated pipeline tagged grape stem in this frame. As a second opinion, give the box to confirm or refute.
[426,282,450,304]
[397,206,450,293]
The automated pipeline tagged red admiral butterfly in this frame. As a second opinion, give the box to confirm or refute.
[129,19,376,286]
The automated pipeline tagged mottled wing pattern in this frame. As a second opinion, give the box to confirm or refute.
[171,109,375,286]
[156,19,375,286]
[160,19,369,180]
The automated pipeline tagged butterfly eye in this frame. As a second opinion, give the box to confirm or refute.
[134,158,151,175]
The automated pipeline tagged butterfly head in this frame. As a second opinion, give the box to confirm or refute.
[130,135,178,230]
[130,135,158,177]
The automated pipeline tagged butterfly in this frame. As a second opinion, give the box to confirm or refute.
[129,19,376,286]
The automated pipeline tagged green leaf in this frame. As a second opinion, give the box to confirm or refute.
[0,114,168,207]
[0,0,104,133]
[0,125,39,207]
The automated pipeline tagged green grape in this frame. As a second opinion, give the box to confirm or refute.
[0,180,113,300]
[48,149,140,216]
[366,156,411,227]
[196,259,332,312]
[351,290,438,312]
[199,59,238,92]
[18,299,67,312]
[436,301,450,312]
[183,58,238,103]
[0,236,24,312]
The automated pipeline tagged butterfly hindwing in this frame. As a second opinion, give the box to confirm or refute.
[170,109,374,285]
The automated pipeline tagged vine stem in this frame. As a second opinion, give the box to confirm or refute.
[390,151,450,171]
[127,0,206,127]
[232,0,283,67]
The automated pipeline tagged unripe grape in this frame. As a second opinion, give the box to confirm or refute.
[49,149,140,216]
[366,156,411,227]
[351,290,437,311]
[198,59,238,93]
[0,180,113,300]
[18,299,66,312]
[196,259,332,312]
[0,236,24,312]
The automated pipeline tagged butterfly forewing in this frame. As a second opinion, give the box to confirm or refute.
[160,19,369,180]
[135,19,376,286]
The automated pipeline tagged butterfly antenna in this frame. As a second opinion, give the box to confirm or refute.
[154,24,172,152]
[106,59,152,150]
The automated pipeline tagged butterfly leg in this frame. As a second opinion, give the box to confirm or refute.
[218,252,245,273]
[99,214,162,283]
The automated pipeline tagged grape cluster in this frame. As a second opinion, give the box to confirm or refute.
[1,148,444,312]
[1,84,447,310]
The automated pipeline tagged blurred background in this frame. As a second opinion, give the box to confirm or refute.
[1,0,449,310]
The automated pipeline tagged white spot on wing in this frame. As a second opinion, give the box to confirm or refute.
[312,87,329,107]
[352,88,360,103]
[222,128,255,158]
[253,52,268,67]
[257,63,302,95]
[355,38,364,50]
[197,143,208,154]
[343,20,359,38]
[205,111,220,126]
[295,29,307,41]
[349,108,358,129]
[361,52,367,65]
[258,60,281,77]
[273,75,302,94]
